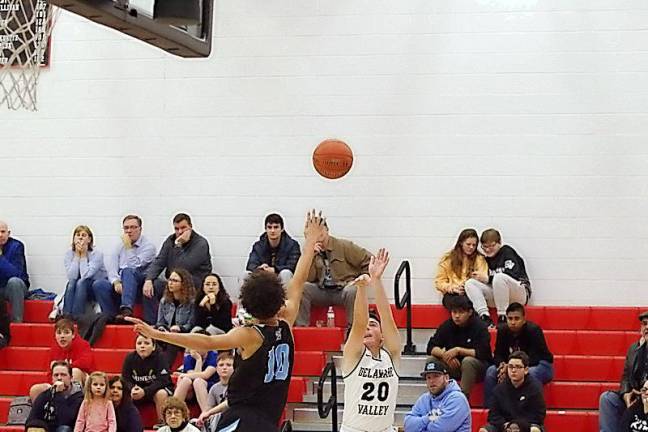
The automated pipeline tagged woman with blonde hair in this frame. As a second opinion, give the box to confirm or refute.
[435,229,489,319]
[63,225,108,319]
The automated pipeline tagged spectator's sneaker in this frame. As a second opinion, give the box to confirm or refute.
[480,314,494,329]
[114,307,133,324]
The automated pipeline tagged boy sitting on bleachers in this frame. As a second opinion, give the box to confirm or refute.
[173,337,219,413]
[484,303,554,407]
[196,351,234,432]
[465,229,531,327]
[426,295,492,397]
[30,316,95,401]
[122,333,173,429]
[479,351,546,432]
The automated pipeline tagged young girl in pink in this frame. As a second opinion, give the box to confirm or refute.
[74,371,117,432]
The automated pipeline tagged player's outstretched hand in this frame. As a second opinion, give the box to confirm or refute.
[368,248,390,280]
[351,274,371,288]
[124,316,156,339]
[304,209,326,243]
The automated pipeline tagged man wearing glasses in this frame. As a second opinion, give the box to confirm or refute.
[479,351,546,432]
[599,310,648,432]
[91,215,157,322]
[465,229,531,327]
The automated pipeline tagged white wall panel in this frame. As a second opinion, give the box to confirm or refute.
[2,0,647,306]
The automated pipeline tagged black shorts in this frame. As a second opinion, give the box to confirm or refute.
[216,406,278,432]
[133,387,173,404]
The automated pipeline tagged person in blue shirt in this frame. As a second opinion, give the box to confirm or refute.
[0,220,30,322]
[173,342,218,413]
[63,225,108,319]
[91,215,157,320]
[404,358,471,432]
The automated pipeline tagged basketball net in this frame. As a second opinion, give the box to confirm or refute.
[0,0,57,111]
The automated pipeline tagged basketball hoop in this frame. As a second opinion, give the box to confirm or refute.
[0,0,57,111]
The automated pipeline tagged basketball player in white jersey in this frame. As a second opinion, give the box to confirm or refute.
[341,248,401,432]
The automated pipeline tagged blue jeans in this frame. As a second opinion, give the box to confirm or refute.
[599,390,625,432]
[484,360,554,407]
[90,279,117,316]
[90,268,147,316]
[142,279,166,325]
[121,267,147,310]
[0,277,28,322]
[56,426,73,432]
[63,278,106,318]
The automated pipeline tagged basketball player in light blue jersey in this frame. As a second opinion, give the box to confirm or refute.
[341,248,401,432]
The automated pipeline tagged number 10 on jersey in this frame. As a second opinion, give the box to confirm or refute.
[264,343,290,383]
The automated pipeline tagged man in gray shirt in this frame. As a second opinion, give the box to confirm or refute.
[91,215,156,321]
[142,213,212,324]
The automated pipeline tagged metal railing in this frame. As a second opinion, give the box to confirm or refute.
[394,260,416,354]
[317,360,338,432]
[279,420,293,432]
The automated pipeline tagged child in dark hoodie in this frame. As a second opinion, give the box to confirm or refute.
[121,334,172,429]
[479,351,545,432]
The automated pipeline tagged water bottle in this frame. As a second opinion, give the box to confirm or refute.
[326,306,336,328]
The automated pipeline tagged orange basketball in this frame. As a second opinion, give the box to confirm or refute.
[312,139,354,179]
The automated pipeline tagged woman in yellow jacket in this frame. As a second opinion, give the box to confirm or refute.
[435,228,489,316]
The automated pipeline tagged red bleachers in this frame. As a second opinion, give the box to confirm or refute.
[0,371,48,395]
[3,300,641,432]
[468,381,616,409]
[311,304,642,331]
[543,330,636,356]
[553,355,625,382]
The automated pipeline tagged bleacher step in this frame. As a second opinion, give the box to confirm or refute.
[289,407,598,432]
[311,304,643,331]
[307,380,615,409]
[330,354,625,382]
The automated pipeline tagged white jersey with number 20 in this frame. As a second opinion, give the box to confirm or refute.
[341,347,399,432]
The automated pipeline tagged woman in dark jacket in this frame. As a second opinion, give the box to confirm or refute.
[191,273,233,335]
[108,375,144,432]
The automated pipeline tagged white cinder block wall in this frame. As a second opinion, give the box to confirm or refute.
[2,0,648,306]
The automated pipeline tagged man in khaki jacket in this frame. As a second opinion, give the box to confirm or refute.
[295,221,372,327]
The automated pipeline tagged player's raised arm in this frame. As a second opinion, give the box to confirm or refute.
[125,317,259,352]
[342,274,371,373]
[370,248,401,361]
[282,210,327,327]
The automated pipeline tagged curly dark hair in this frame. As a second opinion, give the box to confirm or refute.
[239,270,285,320]
[163,268,195,304]
[196,273,230,310]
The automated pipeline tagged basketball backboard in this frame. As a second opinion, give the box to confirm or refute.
[49,0,213,57]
